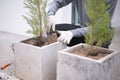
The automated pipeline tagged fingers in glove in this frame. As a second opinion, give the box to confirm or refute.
[57,36,68,44]
[57,36,65,43]
[62,38,67,44]
[67,39,71,44]
[57,31,73,44]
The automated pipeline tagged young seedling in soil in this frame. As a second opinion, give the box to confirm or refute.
[23,0,55,46]
[85,0,114,56]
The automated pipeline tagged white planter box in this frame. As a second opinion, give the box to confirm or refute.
[57,43,120,80]
[13,40,66,80]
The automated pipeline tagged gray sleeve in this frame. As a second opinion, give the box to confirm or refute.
[47,0,74,15]
[107,0,118,17]
[71,0,118,37]
[70,27,88,37]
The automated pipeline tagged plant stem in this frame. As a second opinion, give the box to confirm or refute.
[37,0,42,39]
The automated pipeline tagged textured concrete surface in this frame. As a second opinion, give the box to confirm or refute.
[0,26,120,79]
[0,31,29,64]
[57,44,120,80]
[0,31,29,79]
[14,42,66,80]
[0,72,20,80]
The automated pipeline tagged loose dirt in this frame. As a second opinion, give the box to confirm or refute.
[22,33,57,47]
[69,45,113,60]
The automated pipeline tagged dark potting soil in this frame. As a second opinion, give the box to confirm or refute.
[22,33,57,47]
[69,45,113,60]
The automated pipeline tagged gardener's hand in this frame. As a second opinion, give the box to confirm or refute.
[46,15,55,33]
[57,31,73,44]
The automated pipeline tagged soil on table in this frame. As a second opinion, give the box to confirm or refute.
[69,45,113,60]
[22,33,57,47]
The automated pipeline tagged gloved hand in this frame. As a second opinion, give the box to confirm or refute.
[46,2,56,33]
[57,31,73,44]
[46,15,56,33]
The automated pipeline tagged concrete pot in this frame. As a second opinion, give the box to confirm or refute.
[57,43,120,80]
[13,39,66,80]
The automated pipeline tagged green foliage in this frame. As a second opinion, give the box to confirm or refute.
[23,0,49,39]
[85,0,114,48]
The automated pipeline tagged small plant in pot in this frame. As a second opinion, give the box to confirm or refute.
[23,0,57,46]
[57,0,120,80]
[69,0,115,60]
[84,0,114,57]
[13,0,66,80]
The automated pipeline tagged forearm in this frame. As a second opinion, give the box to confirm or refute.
[70,27,88,37]
[70,25,114,37]
[47,0,73,15]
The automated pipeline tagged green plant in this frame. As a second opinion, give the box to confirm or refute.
[85,0,114,56]
[23,0,49,44]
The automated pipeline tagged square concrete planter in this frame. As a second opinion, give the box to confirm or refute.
[13,39,66,80]
[57,43,120,80]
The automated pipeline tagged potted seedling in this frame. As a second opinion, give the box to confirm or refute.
[57,0,120,80]
[13,0,66,80]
